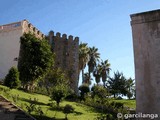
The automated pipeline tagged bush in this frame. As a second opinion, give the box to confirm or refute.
[51,85,68,107]
[63,104,74,120]
[65,93,78,101]
[4,67,21,89]
[79,84,90,101]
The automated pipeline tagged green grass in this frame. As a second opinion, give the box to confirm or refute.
[112,99,136,109]
[0,85,136,119]
[0,85,98,120]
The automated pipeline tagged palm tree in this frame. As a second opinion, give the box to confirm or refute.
[108,71,127,98]
[79,43,89,82]
[93,64,101,85]
[126,77,135,99]
[100,60,111,87]
[82,72,92,85]
[88,46,100,77]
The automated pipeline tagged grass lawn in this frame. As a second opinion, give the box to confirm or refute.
[0,85,98,120]
[113,99,136,109]
[0,85,136,119]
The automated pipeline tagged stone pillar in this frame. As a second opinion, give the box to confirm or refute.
[130,10,160,117]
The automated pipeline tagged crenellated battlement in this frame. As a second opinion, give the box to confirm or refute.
[22,20,45,39]
[0,20,45,39]
[49,31,79,42]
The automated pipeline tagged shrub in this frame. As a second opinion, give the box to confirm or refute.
[63,104,74,120]
[51,85,68,107]
[79,84,90,101]
[4,67,21,89]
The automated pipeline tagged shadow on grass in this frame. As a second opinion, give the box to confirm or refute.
[75,102,100,113]
[20,97,47,106]
[32,115,66,120]
[73,111,83,115]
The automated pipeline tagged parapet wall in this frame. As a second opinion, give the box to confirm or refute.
[22,20,45,39]
[0,21,22,32]
[0,20,45,39]
[48,31,79,45]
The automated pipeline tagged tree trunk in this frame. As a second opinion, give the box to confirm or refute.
[82,69,84,83]
[114,94,115,98]
[57,101,60,107]
[65,114,68,120]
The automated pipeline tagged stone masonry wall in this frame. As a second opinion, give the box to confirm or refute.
[48,31,79,93]
[131,10,160,118]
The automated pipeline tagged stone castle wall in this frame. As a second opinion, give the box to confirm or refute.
[0,20,79,93]
[22,20,45,39]
[48,31,79,93]
[131,10,160,117]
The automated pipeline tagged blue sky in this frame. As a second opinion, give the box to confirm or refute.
[1,0,160,80]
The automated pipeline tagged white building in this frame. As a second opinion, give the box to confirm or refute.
[0,20,44,80]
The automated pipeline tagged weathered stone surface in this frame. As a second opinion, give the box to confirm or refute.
[48,32,79,93]
[131,9,160,118]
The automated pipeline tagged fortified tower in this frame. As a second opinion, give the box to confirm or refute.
[0,20,79,93]
[48,31,79,93]
[0,20,44,80]
[131,10,160,117]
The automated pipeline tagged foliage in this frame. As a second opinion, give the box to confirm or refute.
[91,85,109,101]
[84,96,128,120]
[25,102,36,114]
[33,86,49,95]
[51,85,68,107]
[0,85,135,120]
[100,60,111,87]
[88,46,100,76]
[11,94,19,103]
[79,43,89,82]
[126,77,135,99]
[45,68,68,87]
[18,32,54,90]
[108,71,128,98]
[63,104,74,120]
[96,113,114,120]
[82,72,92,85]
[93,65,102,84]
[79,84,90,101]
[4,67,21,89]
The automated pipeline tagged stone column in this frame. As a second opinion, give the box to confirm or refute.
[130,10,160,118]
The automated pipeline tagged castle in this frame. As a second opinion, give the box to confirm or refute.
[131,9,160,117]
[0,20,79,92]
[48,31,79,93]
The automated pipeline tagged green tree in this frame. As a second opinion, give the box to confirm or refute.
[79,43,89,82]
[91,85,108,100]
[51,84,68,107]
[93,64,101,85]
[88,46,100,78]
[63,104,74,120]
[108,71,127,98]
[38,68,69,95]
[82,72,92,85]
[4,67,21,89]
[126,77,135,99]
[18,33,54,90]
[100,60,111,87]
[79,84,90,101]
